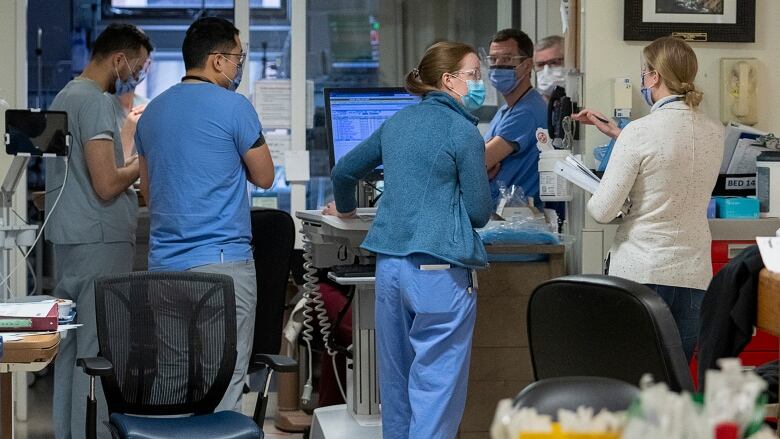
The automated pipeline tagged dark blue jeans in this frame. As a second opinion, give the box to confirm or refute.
[644,284,705,363]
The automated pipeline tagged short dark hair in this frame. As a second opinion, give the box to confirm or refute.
[492,28,534,59]
[91,23,153,61]
[182,17,240,71]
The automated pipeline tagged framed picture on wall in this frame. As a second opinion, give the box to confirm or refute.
[624,0,755,42]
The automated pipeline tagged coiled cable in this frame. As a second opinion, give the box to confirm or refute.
[299,230,346,404]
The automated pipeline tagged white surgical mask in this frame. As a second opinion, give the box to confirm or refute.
[536,65,567,96]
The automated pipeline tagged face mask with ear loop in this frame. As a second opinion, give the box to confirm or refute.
[536,65,567,96]
[114,55,146,96]
[640,70,656,107]
[489,58,531,95]
[449,74,486,111]
[220,55,243,92]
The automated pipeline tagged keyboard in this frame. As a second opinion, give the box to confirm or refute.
[330,264,376,278]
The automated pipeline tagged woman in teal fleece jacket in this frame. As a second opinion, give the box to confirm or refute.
[323,41,492,439]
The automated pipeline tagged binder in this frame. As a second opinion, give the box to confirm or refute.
[0,301,58,331]
[553,155,601,194]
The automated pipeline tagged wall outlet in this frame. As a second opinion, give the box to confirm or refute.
[720,58,759,125]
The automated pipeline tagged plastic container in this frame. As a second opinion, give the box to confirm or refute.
[714,196,760,219]
[538,149,573,202]
[756,150,780,218]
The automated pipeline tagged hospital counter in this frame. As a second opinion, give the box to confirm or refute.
[458,244,565,439]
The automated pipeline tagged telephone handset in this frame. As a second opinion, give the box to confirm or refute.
[720,58,758,125]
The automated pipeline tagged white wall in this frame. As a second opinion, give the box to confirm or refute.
[0,0,29,296]
[576,0,780,273]
[580,0,779,158]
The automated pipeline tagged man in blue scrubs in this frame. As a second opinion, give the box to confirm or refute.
[484,29,548,204]
[135,17,274,411]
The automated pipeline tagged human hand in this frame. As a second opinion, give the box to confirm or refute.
[321,201,356,218]
[127,105,146,125]
[572,109,621,139]
[124,154,139,166]
[487,162,501,180]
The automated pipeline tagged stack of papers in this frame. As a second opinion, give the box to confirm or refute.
[0,301,58,332]
[553,154,601,194]
[723,122,766,174]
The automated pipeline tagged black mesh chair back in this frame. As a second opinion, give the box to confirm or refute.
[94,271,237,416]
[528,274,694,392]
[250,208,295,358]
[513,376,639,419]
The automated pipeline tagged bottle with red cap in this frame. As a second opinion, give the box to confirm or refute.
[714,422,739,439]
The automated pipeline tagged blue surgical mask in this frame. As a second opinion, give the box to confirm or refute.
[114,56,144,96]
[640,71,655,107]
[221,56,243,92]
[452,76,486,111]
[489,67,519,95]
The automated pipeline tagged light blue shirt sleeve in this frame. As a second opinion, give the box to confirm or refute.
[232,97,263,156]
[493,107,537,155]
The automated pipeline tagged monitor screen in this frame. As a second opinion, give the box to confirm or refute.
[325,88,421,173]
[5,110,69,156]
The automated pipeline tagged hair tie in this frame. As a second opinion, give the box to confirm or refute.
[680,82,694,93]
[412,67,421,78]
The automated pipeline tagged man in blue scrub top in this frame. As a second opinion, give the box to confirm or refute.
[484,28,548,204]
[135,17,275,411]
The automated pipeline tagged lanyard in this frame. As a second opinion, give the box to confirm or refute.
[181,75,213,84]
[656,96,682,109]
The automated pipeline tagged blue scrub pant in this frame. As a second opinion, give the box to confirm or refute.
[375,254,477,439]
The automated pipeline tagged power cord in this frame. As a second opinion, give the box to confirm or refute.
[0,157,69,293]
[299,230,348,404]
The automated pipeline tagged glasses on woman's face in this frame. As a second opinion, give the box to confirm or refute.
[451,68,482,80]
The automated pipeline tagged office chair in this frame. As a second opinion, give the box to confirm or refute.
[513,376,639,419]
[527,274,694,392]
[78,271,294,439]
[248,207,296,423]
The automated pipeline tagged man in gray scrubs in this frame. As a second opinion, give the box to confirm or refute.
[45,23,152,439]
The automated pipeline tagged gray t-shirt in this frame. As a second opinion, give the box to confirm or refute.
[45,78,138,245]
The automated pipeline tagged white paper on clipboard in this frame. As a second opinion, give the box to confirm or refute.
[553,155,601,194]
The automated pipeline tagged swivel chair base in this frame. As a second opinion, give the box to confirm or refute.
[310,405,381,439]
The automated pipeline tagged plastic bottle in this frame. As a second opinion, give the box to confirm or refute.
[714,422,738,439]
[538,149,573,202]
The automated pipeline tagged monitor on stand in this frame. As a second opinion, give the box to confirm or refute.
[324,87,420,207]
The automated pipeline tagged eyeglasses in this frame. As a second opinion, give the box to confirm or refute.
[451,68,482,80]
[485,55,528,66]
[134,58,152,82]
[209,51,247,66]
[534,57,564,70]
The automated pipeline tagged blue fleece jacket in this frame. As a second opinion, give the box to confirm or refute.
[332,91,492,268]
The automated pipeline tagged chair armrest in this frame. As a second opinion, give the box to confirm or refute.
[251,354,297,373]
[77,357,114,377]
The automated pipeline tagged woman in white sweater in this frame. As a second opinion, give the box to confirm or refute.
[574,36,723,361]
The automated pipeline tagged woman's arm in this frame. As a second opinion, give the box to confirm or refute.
[587,128,641,222]
[330,127,383,215]
[457,131,493,228]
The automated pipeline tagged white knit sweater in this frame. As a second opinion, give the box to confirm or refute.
[587,95,724,290]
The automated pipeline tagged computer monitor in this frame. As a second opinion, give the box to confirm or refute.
[5,109,69,157]
[324,87,421,175]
